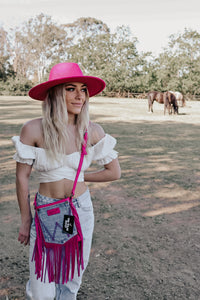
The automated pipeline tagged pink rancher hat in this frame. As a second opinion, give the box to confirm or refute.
[28,62,106,100]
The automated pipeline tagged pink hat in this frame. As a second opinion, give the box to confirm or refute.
[28,62,106,100]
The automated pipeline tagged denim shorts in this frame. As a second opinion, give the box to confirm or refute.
[27,188,94,300]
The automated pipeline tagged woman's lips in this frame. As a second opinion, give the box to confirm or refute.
[72,103,82,106]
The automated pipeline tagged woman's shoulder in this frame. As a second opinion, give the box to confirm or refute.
[22,118,42,129]
[20,118,43,147]
[89,122,105,145]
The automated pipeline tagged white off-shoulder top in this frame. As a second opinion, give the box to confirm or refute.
[12,134,118,183]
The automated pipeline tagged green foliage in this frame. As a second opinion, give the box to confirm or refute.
[0,76,32,95]
[152,28,200,94]
[13,13,67,83]
[63,17,110,39]
[0,16,200,96]
[66,25,143,94]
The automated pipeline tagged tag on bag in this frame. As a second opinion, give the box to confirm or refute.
[62,215,74,234]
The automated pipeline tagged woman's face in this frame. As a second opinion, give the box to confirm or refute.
[65,82,87,116]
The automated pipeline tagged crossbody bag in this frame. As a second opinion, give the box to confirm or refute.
[32,131,88,284]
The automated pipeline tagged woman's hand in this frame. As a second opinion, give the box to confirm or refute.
[18,216,32,246]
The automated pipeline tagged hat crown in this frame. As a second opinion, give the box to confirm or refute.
[49,62,84,81]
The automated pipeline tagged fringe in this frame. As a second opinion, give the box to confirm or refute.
[32,200,84,284]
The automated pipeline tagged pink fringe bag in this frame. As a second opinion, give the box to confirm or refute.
[32,131,88,284]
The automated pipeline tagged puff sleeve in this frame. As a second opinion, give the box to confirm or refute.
[12,136,35,165]
[89,134,118,165]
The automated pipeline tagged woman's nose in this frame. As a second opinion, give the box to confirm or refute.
[75,89,82,99]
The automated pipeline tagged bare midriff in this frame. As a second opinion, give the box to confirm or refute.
[39,179,87,199]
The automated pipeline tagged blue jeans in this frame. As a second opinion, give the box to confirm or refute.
[26,189,94,300]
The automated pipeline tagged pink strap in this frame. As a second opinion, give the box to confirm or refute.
[71,130,88,198]
[34,130,88,210]
[34,196,70,209]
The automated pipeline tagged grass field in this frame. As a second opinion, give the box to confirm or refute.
[0,96,200,299]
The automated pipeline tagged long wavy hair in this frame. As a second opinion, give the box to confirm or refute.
[42,83,90,159]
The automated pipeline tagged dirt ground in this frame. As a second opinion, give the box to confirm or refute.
[0,97,200,299]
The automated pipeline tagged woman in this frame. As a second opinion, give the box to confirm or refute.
[12,62,121,300]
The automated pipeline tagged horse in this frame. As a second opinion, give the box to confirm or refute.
[170,91,185,107]
[163,91,179,115]
[147,91,164,112]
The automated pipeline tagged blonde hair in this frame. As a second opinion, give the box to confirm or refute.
[42,83,89,159]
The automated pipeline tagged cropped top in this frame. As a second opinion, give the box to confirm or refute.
[12,134,118,183]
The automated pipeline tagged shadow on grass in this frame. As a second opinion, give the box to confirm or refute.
[1,114,200,216]
[1,104,200,299]
[83,120,200,300]
[88,117,200,218]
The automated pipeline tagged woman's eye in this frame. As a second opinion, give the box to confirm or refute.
[65,87,87,93]
[65,87,74,92]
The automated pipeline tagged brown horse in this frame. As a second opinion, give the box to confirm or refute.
[163,91,179,115]
[147,91,164,112]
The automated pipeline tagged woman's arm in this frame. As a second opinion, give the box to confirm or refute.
[86,122,121,182]
[15,121,37,245]
[16,162,32,245]
[84,158,121,182]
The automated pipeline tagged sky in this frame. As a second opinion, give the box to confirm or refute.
[0,0,200,56]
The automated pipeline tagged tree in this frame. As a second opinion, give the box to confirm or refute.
[1,14,200,97]
[0,26,13,81]
[65,24,142,94]
[13,14,67,83]
[63,17,110,43]
[154,29,200,94]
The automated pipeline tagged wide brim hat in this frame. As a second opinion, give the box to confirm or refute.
[28,62,106,100]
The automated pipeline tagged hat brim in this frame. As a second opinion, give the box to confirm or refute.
[28,76,106,100]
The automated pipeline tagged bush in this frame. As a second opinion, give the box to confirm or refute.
[0,77,32,96]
